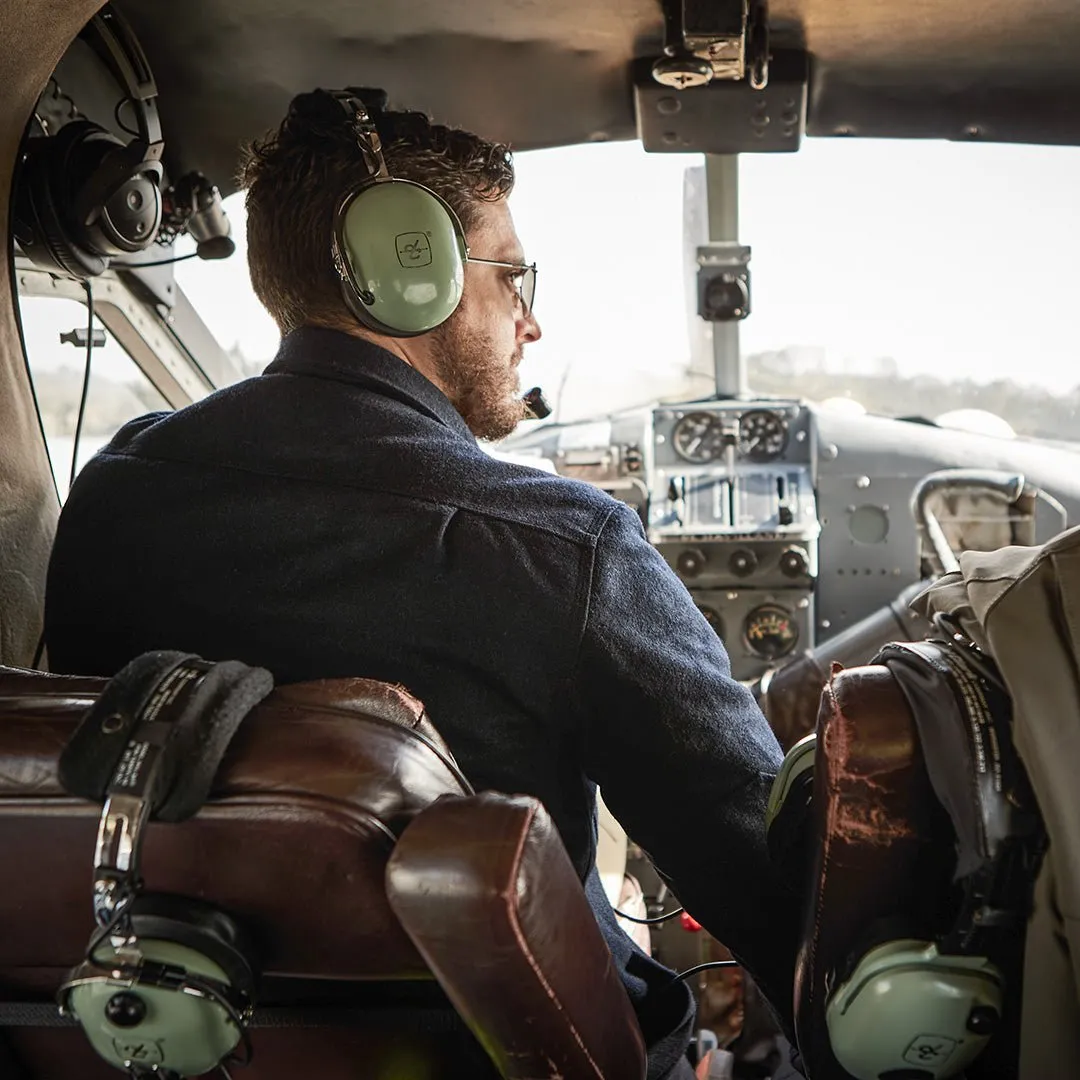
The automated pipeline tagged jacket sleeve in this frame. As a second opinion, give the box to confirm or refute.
[575,502,799,1028]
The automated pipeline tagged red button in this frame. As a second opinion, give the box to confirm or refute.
[680,911,703,932]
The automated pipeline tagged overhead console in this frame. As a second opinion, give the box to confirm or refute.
[633,0,809,155]
[649,400,817,679]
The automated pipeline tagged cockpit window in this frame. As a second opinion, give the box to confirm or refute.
[19,296,169,500]
[172,191,278,374]
[49,139,1079,449]
[509,139,1080,443]
[741,140,1080,442]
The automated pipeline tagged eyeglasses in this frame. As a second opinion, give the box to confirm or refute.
[467,257,537,316]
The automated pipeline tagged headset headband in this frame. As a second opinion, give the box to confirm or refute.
[80,6,163,157]
[332,91,389,181]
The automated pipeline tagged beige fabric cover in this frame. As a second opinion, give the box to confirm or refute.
[911,527,1080,1079]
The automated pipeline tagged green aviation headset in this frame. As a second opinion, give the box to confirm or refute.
[56,653,272,1078]
[768,733,1006,1080]
[329,90,469,337]
[329,90,536,338]
[768,622,1047,1080]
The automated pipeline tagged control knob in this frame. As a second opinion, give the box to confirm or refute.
[779,546,810,578]
[676,548,707,579]
[728,549,757,578]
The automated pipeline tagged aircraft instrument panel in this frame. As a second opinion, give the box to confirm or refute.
[649,401,817,679]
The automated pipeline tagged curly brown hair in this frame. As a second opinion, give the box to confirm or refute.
[239,90,515,334]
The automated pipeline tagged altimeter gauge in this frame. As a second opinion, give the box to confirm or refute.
[743,604,798,660]
[672,411,725,463]
[738,409,788,461]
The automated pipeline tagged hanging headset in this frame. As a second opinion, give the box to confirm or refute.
[768,733,1008,1080]
[57,653,272,1078]
[777,630,1045,1080]
[824,929,1005,1079]
[13,5,164,280]
[330,91,469,337]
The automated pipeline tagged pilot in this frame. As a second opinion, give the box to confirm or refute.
[44,89,799,1080]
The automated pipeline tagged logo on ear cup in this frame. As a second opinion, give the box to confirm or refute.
[112,1037,165,1066]
[396,232,432,267]
[904,1034,958,1067]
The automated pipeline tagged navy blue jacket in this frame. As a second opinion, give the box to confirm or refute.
[46,326,797,1078]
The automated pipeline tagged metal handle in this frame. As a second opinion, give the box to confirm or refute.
[910,469,1031,576]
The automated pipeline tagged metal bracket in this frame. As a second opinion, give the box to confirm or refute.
[697,243,751,322]
[651,0,769,89]
[16,258,214,407]
[635,48,807,154]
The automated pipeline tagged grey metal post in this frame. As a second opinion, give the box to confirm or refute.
[705,154,746,397]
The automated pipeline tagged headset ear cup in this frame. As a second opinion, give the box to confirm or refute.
[15,127,107,279]
[127,893,257,999]
[76,143,163,255]
[63,894,257,1077]
[826,937,1005,1080]
[334,179,466,336]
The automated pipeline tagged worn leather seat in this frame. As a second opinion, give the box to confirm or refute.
[0,666,647,1079]
[788,664,1026,1080]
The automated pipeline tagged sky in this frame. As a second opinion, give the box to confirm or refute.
[152,136,1080,422]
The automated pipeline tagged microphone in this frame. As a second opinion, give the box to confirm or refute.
[186,176,235,260]
[522,386,551,420]
[162,172,236,260]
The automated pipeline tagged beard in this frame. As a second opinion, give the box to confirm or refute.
[428,312,527,441]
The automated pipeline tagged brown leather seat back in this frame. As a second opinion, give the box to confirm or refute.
[793,660,1031,1080]
[0,666,490,1078]
[0,666,647,1079]
[794,665,956,1079]
[387,792,648,1080]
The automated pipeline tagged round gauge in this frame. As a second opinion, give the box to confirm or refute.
[743,604,798,660]
[738,409,788,461]
[696,605,724,637]
[672,411,725,463]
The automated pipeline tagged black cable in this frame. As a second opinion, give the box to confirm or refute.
[86,890,137,967]
[113,97,140,138]
[69,283,94,493]
[671,960,740,983]
[613,906,685,925]
[122,252,198,268]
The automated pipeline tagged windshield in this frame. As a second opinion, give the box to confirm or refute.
[166,138,1080,443]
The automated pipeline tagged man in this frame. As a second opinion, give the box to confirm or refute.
[45,89,798,1079]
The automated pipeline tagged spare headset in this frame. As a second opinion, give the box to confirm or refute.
[13,5,164,280]
[57,653,272,1078]
[825,930,1005,1080]
[329,91,470,337]
[811,632,1042,1080]
[769,731,1010,1080]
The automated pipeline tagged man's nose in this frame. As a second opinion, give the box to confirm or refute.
[519,310,542,344]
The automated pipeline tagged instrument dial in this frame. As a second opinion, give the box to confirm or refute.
[672,412,725,463]
[743,604,798,660]
[738,409,788,461]
[696,605,724,638]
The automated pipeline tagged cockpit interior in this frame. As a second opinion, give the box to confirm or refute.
[3,1,1080,1078]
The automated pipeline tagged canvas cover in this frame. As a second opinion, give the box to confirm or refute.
[911,526,1080,1078]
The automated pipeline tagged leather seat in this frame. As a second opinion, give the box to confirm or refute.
[0,666,646,1079]
[784,663,1028,1080]
[791,666,955,1079]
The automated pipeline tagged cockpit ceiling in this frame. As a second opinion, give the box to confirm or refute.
[56,0,1080,192]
